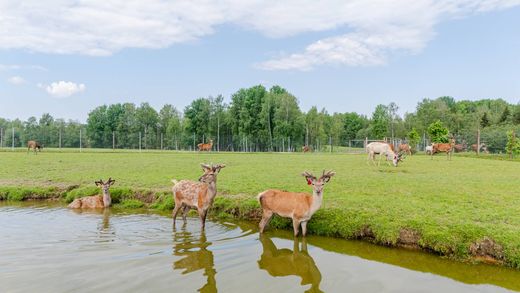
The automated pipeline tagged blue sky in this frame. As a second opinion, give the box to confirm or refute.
[1,1,519,122]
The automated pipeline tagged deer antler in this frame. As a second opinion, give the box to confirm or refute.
[107,177,116,185]
[200,163,211,170]
[319,170,336,182]
[95,179,104,186]
[301,171,316,180]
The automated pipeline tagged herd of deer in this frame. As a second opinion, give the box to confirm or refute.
[67,164,335,237]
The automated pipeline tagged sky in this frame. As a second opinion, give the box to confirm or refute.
[1,0,519,122]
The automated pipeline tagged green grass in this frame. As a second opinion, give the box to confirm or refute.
[1,148,520,267]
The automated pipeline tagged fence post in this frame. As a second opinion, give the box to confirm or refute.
[193,133,196,151]
[364,137,368,150]
[59,128,62,149]
[0,128,3,148]
[112,131,115,150]
[161,133,163,150]
[12,126,15,151]
[79,128,82,152]
[139,132,142,152]
[329,136,332,153]
[476,128,481,156]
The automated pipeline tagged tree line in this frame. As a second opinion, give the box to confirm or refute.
[1,85,520,153]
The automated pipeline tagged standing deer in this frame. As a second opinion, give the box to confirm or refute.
[398,143,412,155]
[258,170,335,237]
[431,138,455,160]
[302,145,311,153]
[471,143,489,154]
[68,178,115,209]
[197,139,213,151]
[366,142,400,167]
[27,140,42,154]
[171,163,225,229]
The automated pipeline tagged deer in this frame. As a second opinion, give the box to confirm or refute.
[471,143,489,154]
[27,140,42,154]
[398,143,412,155]
[171,163,225,229]
[302,145,311,153]
[431,138,455,160]
[197,139,213,151]
[366,142,400,167]
[68,178,115,209]
[258,170,335,237]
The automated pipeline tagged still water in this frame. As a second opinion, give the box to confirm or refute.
[1,202,519,293]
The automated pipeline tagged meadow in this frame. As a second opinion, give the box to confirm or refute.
[1,148,520,267]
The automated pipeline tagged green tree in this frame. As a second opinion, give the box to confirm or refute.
[370,104,389,139]
[343,112,364,141]
[505,130,520,158]
[428,120,449,143]
[407,128,420,151]
[480,112,490,128]
[499,106,511,124]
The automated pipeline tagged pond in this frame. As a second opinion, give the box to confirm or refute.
[1,202,519,292]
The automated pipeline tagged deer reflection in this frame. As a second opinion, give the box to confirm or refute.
[258,235,322,293]
[70,208,114,240]
[172,225,216,293]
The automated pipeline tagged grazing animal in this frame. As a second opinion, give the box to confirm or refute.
[366,142,399,167]
[27,140,42,154]
[258,170,335,237]
[425,144,433,155]
[471,143,489,154]
[171,163,226,229]
[68,178,115,209]
[431,138,455,160]
[302,145,311,153]
[197,139,213,151]
[453,144,465,153]
[258,235,322,292]
[398,143,412,155]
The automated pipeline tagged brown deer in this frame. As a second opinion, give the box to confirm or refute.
[431,138,455,160]
[302,145,311,153]
[68,178,115,209]
[27,140,42,154]
[171,163,225,229]
[197,139,213,151]
[471,143,489,154]
[258,170,335,237]
[398,143,412,155]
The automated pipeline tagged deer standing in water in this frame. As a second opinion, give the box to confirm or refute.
[171,163,225,229]
[27,140,42,154]
[68,178,115,209]
[258,170,335,237]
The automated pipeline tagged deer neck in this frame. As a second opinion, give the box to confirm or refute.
[206,180,217,201]
[102,190,111,208]
[310,190,323,215]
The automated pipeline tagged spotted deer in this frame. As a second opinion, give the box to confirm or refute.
[68,178,115,209]
[258,170,335,237]
[171,163,226,229]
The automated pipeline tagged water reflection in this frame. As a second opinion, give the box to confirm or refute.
[70,208,115,241]
[258,235,323,293]
[172,224,217,293]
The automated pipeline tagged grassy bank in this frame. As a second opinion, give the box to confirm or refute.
[1,149,520,267]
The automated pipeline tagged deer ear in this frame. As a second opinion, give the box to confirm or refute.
[213,164,226,173]
[200,163,211,171]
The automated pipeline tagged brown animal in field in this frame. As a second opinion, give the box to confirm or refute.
[171,163,226,229]
[302,145,311,153]
[68,178,115,209]
[471,143,489,154]
[398,143,412,155]
[258,170,335,236]
[27,140,42,154]
[258,235,322,292]
[197,139,213,151]
[431,138,455,160]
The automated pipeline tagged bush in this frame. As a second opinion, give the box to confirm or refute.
[118,199,145,209]
[64,186,99,203]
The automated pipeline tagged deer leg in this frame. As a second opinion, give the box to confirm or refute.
[301,221,308,237]
[172,204,182,227]
[259,210,273,233]
[292,218,301,237]
[198,208,207,230]
[181,205,189,223]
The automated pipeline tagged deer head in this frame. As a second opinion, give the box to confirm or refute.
[198,163,226,184]
[302,170,335,195]
[95,178,115,194]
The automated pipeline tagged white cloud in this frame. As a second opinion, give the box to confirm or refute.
[40,81,86,98]
[7,76,26,85]
[0,0,519,69]
[0,64,47,71]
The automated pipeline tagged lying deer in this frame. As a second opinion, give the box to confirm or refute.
[258,170,335,237]
[171,163,225,229]
[68,178,115,209]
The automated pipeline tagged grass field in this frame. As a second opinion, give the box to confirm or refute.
[1,148,520,267]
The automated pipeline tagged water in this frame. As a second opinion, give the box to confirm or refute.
[1,202,519,293]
